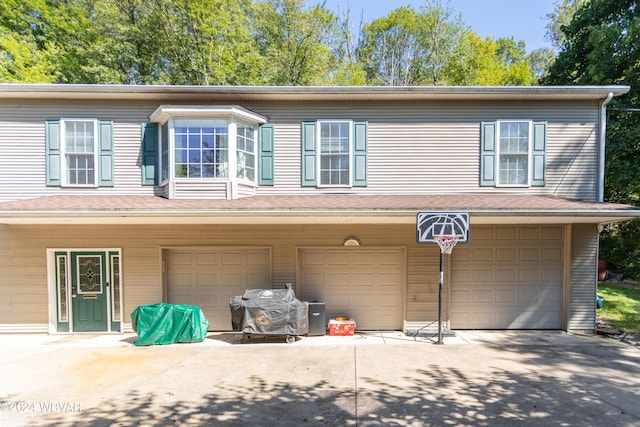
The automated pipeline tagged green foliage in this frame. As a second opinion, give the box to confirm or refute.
[0,0,552,85]
[0,26,55,82]
[527,47,556,83]
[446,33,535,86]
[358,1,466,86]
[253,0,337,85]
[597,283,640,335]
[152,0,261,85]
[545,0,589,50]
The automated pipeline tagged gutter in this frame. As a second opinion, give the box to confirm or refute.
[599,92,614,202]
[1,208,639,226]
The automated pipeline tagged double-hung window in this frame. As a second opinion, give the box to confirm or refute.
[45,119,114,187]
[301,120,368,187]
[498,121,530,186]
[64,120,97,186]
[319,121,351,185]
[480,120,546,187]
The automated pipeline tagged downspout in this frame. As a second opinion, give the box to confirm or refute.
[598,92,614,202]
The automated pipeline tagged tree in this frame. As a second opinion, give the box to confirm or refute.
[527,47,556,83]
[358,1,465,86]
[327,3,367,85]
[253,0,337,85]
[151,0,261,85]
[446,33,535,86]
[545,0,589,50]
[544,0,640,277]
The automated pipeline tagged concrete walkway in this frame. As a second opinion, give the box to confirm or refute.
[0,331,639,426]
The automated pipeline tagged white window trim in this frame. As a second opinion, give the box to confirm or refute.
[316,119,353,187]
[495,119,533,188]
[60,118,99,188]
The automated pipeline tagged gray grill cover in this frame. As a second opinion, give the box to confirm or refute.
[230,286,309,335]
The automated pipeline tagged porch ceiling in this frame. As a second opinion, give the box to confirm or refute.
[0,194,638,225]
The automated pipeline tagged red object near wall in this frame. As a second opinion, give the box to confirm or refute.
[598,260,608,281]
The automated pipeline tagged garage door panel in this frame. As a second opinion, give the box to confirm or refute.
[473,269,493,281]
[378,251,400,265]
[353,295,374,307]
[353,273,375,286]
[496,269,516,282]
[474,248,493,261]
[300,248,403,330]
[248,252,268,265]
[221,272,242,286]
[327,252,350,265]
[379,293,401,307]
[497,248,516,261]
[166,248,270,331]
[247,272,269,287]
[543,269,562,282]
[495,289,516,303]
[353,251,376,265]
[518,288,540,304]
[222,252,243,265]
[379,272,401,286]
[452,269,471,281]
[519,269,539,282]
[473,290,493,303]
[451,226,563,330]
[451,289,471,303]
[325,272,349,286]
[519,248,540,261]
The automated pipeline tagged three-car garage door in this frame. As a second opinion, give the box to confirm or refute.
[165,249,271,331]
[450,226,563,329]
[299,248,404,330]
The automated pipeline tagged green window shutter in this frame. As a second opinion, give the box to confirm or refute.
[352,121,368,187]
[301,121,317,186]
[45,120,61,186]
[531,121,547,187]
[98,120,114,187]
[141,123,158,185]
[480,121,497,186]
[258,123,275,185]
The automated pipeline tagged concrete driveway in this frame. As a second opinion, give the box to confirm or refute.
[0,331,638,426]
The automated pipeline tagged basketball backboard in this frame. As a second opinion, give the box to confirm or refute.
[416,212,469,244]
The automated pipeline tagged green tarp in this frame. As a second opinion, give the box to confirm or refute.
[131,303,209,346]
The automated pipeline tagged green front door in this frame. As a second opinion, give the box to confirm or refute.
[71,252,108,332]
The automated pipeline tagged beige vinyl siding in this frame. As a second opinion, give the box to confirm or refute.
[568,224,599,332]
[249,100,600,200]
[171,180,229,199]
[0,100,160,201]
[0,99,600,202]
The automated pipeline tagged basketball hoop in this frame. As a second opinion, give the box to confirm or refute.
[433,235,459,254]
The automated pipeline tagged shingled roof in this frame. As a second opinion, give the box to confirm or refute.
[0,194,638,225]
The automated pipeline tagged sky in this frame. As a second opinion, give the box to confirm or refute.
[322,0,558,53]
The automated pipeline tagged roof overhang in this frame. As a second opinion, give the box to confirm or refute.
[0,195,638,226]
[0,84,630,103]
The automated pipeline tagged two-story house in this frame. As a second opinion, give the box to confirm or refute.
[0,84,637,335]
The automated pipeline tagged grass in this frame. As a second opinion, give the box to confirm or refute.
[597,282,640,335]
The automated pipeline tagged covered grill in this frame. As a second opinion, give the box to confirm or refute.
[229,285,308,343]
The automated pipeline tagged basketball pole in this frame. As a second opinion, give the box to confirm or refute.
[437,249,444,345]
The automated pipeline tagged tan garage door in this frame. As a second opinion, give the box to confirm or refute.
[165,248,270,331]
[299,248,404,330]
[450,226,563,329]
